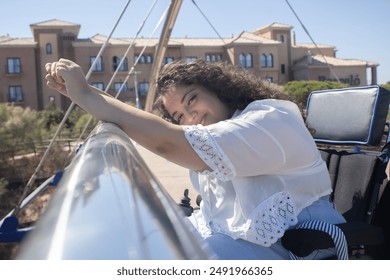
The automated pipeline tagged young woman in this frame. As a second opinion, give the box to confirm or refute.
[45,58,346,259]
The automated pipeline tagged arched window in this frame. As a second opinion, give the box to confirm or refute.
[239,53,252,68]
[46,43,52,54]
[146,55,153,64]
[245,53,253,68]
[239,53,246,67]
[267,54,274,68]
[112,56,119,71]
[260,53,267,68]
[206,53,222,62]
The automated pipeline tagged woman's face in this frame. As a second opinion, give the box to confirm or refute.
[162,84,234,126]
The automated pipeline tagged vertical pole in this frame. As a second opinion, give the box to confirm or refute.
[371,66,377,85]
[144,0,183,112]
[133,71,141,109]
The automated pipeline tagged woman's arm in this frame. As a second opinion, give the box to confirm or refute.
[45,58,209,172]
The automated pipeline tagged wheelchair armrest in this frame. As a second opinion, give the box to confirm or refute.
[281,221,384,258]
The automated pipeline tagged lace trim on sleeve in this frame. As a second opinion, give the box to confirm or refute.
[238,191,298,247]
[183,125,235,181]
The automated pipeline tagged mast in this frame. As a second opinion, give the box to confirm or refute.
[144,0,183,112]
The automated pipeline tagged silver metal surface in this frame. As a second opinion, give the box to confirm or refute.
[17,122,211,260]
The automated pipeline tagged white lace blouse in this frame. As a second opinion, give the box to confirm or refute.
[183,99,332,247]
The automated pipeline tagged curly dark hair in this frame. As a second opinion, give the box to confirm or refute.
[154,59,292,122]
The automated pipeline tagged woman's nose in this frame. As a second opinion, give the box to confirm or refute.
[183,110,198,125]
[189,111,199,125]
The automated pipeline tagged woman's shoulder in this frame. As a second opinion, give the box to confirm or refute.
[240,99,301,116]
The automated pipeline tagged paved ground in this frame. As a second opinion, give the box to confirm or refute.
[133,143,199,206]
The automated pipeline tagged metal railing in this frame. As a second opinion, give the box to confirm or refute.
[16,122,212,259]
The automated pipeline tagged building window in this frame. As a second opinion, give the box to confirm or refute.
[280,35,285,43]
[163,57,174,65]
[281,64,285,74]
[136,55,145,64]
[90,56,103,72]
[261,54,267,68]
[246,53,253,68]
[139,82,149,96]
[91,82,104,90]
[205,53,222,62]
[263,77,273,83]
[112,56,128,71]
[261,53,274,68]
[46,43,52,54]
[7,58,21,74]
[267,54,274,68]
[114,82,128,93]
[8,86,23,102]
[239,54,246,67]
[146,55,153,64]
[134,54,153,64]
[239,53,253,68]
[186,56,197,63]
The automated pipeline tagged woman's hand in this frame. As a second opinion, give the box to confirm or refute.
[45,61,67,95]
[45,58,90,99]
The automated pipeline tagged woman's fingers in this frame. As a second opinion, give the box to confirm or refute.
[45,62,51,73]
[45,74,58,88]
[45,59,84,97]
[45,70,67,96]
[45,61,65,85]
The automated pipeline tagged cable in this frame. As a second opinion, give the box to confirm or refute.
[62,0,163,167]
[12,0,134,217]
[285,0,341,83]
[190,0,234,59]
[191,0,225,43]
[65,1,170,169]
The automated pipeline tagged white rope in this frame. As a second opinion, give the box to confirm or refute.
[190,0,234,59]
[115,5,170,99]
[68,1,170,164]
[285,0,341,84]
[105,0,159,92]
[12,0,134,216]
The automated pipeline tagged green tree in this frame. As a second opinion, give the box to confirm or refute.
[0,104,96,259]
[72,112,98,138]
[37,101,72,139]
[0,104,41,159]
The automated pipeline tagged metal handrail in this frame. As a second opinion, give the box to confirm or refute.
[16,122,212,259]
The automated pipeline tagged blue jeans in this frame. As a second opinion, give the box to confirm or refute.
[202,196,346,260]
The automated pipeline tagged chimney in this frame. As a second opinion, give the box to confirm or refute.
[307,50,312,64]
[291,31,296,46]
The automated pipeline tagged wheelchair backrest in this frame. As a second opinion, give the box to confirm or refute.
[306,85,390,222]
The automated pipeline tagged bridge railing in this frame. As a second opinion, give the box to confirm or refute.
[16,122,212,260]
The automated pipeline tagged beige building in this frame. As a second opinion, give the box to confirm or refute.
[0,20,378,111]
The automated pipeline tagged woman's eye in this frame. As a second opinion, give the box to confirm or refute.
[177,114,183,124]
[188,95,197,105]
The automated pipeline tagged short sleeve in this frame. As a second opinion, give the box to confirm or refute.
[183,125,236,181]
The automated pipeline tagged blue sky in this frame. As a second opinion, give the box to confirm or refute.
[2,0,389,84]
